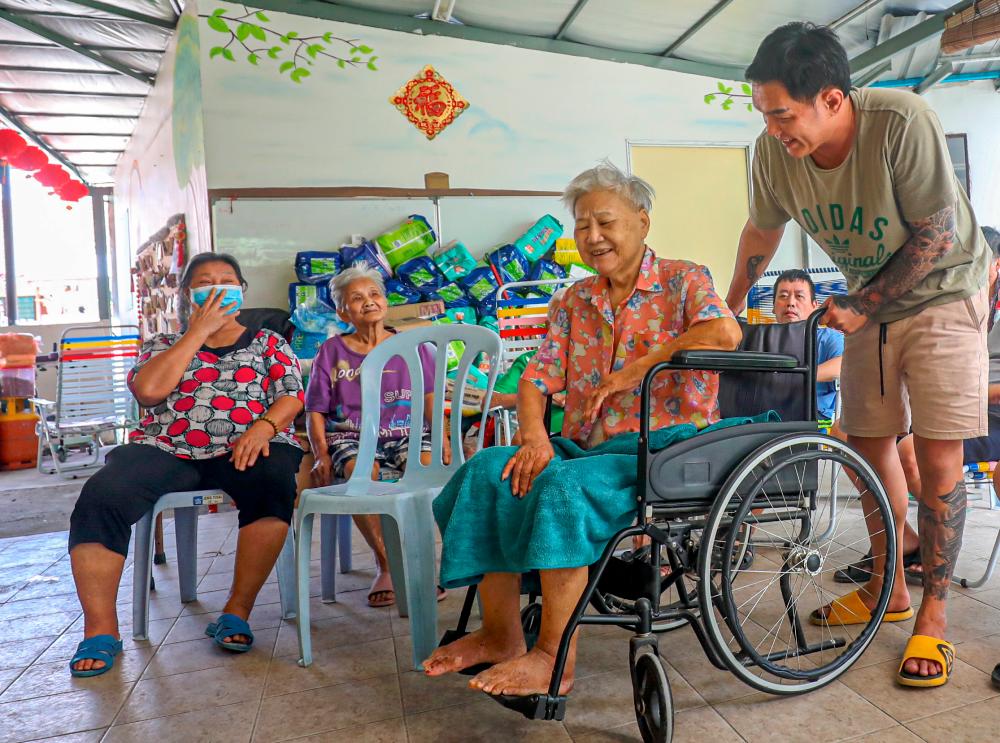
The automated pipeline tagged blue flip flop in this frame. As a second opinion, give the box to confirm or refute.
[205,613,254,652]
[69,634,123,678]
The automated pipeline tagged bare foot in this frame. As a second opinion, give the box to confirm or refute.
[423,628,525,677]
[469,646,573,696]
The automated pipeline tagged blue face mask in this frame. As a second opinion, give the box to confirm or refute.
[191,285,243,314]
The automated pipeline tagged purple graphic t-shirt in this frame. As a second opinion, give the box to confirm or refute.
[304,332,435,443]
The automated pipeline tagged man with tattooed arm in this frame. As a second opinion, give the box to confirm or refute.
[726,23,989,688]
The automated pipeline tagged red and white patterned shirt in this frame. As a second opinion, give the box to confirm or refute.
[127,329,304,460]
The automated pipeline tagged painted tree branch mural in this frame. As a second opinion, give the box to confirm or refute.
[200,5,379,83]
[704,81,753,112]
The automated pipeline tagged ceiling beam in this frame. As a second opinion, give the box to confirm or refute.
[60,0,176,29]
[849,1,975,74]
[248,0,746,80]
[554,0,591,40]
[916,61,954,94]
[829,0,883,30]
[13,112,139,119]
[942,51,1000,64]
[0,9,154,84]
[0,104,88,184]
[0,88,146,98]
[0,65,120,74]
[851,60,891,86]
[661,0,736,57]
[0,40,163,53]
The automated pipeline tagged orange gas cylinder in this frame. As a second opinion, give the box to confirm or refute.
[0,399,40,470]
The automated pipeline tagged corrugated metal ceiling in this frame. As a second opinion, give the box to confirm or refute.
[0,0,996,186]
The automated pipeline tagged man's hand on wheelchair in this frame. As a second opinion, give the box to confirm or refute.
[584,366,644,422]
[821,296,870,335]
[501,437,555,498]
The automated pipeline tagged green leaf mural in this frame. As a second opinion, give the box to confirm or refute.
[200,4,379,84]
[703,80,754,114]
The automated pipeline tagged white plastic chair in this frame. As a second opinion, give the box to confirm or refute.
[132,489,296,640]
[295,324,501,670]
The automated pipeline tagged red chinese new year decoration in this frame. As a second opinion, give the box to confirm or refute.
[34,163,70,190]
[0,129,27,161]
[8,146,47,172]
[390,65,469,140]
[57,179,89,205]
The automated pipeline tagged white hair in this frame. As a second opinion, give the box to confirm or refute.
[562,158,655,214]
[329,263,386,311]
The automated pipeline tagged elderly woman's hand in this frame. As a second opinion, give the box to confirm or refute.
[583,365,645,423]
[311,453,333,487]
[230,421,273,471]
[501,438,555,497]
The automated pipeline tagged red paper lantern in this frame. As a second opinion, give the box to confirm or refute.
[8,146,47,172]
[0,129,27,160]
[34,164,69,189]
[57,179,89,204]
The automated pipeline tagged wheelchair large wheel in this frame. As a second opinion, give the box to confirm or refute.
[631,646,673,743]
[697,434,897,695]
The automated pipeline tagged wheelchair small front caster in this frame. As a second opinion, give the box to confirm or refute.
[631,646,673,743]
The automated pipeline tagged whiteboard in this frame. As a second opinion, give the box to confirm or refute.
[212,195,568,311]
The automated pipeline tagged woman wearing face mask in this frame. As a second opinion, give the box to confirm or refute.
[66,253,305,677]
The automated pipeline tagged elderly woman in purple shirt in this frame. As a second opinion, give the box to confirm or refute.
[305,264,449,607]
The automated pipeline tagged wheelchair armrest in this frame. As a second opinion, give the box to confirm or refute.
[670,350,799,371]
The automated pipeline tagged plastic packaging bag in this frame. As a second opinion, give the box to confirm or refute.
[428,281,470,309]
[289,282,335,313]
[294,251,342,285]
[460,266,500,304]
[339,240,392,281]
[397,255,446,292]
[375,215,436,270]
[527,259,568,295]
[513,214,563,263]
[385,278,422,306]
[433,241,477,282]
[487,244,529,284]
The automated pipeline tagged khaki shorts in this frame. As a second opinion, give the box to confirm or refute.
[840,287,988,440]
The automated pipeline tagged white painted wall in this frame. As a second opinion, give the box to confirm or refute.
[924,80,1000,231]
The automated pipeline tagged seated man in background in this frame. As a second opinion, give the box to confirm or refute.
[483,349,565,444]
[771,268,842,422]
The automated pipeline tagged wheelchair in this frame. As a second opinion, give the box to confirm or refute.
[440,310,898,742]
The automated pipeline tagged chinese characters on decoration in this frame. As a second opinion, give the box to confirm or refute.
[0,128,90,208]
[390,65,469,140]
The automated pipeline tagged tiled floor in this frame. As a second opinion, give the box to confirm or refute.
[0,501,998,742]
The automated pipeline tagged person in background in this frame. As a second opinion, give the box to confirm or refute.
[67,253,305,676]
[484,349,565,444]
[726,22,989,687]
[771,268,842,421]
[305,264,448,608]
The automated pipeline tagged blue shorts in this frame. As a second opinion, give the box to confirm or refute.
[326,432,433,479]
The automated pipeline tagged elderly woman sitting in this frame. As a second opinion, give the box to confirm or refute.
[68,253,305,676]
[424,162,741,697]
[305,265,448,608]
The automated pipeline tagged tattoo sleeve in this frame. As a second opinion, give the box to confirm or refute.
[917,481,966,601]
[746,254,764,283]
[834,205,957,317]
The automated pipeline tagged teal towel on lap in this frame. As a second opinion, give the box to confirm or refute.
[433,412,779,589]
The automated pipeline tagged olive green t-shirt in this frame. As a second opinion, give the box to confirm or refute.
[750,86,988,323]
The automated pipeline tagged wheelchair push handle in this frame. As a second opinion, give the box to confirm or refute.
[638,307,826,443]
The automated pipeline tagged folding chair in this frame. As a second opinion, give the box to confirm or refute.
[489,277,579,446]
[955,461,1000,589]
[32,324,140,477]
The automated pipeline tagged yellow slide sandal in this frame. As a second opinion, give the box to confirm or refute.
[809,589,914,627]
[897,635,955,688]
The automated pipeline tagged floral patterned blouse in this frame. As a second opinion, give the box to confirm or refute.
[523,247,733,447]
